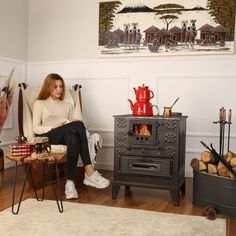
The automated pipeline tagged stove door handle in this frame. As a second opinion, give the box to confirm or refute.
[127,130,133,136]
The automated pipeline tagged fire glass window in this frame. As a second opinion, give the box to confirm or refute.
[133,124,152,136]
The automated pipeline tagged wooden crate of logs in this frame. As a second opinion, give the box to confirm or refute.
[191,151,236,178]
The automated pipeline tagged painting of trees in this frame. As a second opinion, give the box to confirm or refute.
[99,1,122,45]
[154,4,185,30]
[98,1,235,57]
[207,0,235,41]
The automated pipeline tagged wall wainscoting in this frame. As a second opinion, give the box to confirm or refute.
[17,61,236,175]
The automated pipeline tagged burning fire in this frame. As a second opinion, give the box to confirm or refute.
[134,124,151,136]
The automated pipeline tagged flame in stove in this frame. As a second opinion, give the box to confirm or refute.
[134,124,151,136]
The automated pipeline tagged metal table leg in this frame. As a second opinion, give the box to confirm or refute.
[12,162,30,214]
[11,159,63,214]
[50,160,63,213]
[28,162,46,201]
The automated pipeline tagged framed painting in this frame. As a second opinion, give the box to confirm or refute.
[98,0,235,57]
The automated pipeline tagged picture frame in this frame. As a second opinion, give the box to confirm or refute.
[98,0,235,58]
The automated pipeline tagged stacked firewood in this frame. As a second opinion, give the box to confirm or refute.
[191,108,236,178]
[191,151,236,178]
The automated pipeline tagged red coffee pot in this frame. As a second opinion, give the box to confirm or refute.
[134,84,154,101]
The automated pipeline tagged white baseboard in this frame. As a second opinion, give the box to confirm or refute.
[94,162,113,171]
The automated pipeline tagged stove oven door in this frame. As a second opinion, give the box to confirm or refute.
[127,119,157,146]
[119,155,172,178]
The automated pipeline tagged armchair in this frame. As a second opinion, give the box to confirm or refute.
[18,83,102,188]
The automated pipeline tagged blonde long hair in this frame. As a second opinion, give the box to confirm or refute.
[37,73,66,100]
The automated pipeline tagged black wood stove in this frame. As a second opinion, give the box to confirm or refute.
[112,114,187,205]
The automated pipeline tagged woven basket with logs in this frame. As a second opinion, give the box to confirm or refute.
[191,151,236,178]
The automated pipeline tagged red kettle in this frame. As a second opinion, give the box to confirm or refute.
[128,84,158,116]
[134,84,154,101]
[128,100,158,116]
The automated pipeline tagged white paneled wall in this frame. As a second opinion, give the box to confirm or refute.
[26,59,236,176]
[158,75,236,175]
[65,77,130,131]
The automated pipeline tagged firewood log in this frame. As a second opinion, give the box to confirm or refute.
[199,160,207,171]
[229,168,236,178]
[217,161,225,169]
[201,151,213,163]
[225,151,233,163]
[190,158,199,170]
[218,166,228,177]
[230,157,236,168]
[207,163,218,175]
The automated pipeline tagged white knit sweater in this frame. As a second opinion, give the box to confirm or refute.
[33,96,74,134]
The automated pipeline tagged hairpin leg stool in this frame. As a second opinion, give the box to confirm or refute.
[6,153,64,214]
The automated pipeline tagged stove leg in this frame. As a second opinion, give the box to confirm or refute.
[112,182,121,199]
[125,185,130,190]
[170,189,180,206]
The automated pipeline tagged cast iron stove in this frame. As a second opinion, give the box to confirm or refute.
[112,114,187,205]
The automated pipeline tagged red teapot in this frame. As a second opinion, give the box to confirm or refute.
[128,100,158,116]
[134,84,154,101]
[128,84,158,116]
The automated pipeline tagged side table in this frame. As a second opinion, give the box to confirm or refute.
[5,152,65,214]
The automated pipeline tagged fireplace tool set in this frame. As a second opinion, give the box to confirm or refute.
[213,107,232,155]
[192,108,236,218]
[200,107,236,177]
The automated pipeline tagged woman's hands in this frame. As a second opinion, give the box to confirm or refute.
[53,119,70,129]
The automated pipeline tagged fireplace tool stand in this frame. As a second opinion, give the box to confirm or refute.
[213,107,232,155]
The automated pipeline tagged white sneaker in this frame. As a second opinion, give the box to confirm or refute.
[65,181,78,199]
[83,170,110,189]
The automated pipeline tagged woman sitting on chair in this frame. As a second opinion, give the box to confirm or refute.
[32,73,110,199]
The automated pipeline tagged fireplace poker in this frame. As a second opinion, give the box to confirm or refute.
[227,109,232,152]
[221,108,226,156]
[200,141,236,177]
[213,107,226,156]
